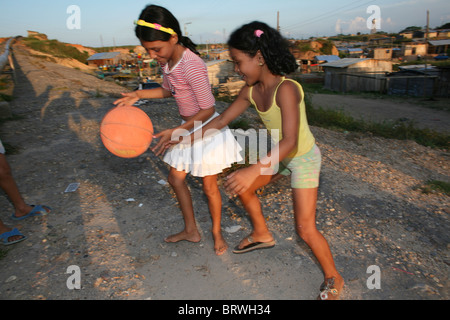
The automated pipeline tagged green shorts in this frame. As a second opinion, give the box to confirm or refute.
[278,144,321,189]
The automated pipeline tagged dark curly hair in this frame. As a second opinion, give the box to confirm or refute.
[228,21,298,75]
[135,5,199,55]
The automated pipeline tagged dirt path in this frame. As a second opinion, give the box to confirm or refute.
[0,43,448,301]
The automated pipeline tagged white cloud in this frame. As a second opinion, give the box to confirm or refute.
[335,16,366,34]
[335,16,396,34]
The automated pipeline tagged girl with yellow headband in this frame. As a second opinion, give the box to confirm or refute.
[114,5,242,256]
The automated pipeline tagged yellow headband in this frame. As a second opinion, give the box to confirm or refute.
[135,20,176,35]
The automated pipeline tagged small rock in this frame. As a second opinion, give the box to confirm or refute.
[224,225,241,233]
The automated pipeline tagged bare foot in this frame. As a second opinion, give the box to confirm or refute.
[164,230,201,244]
[212,232,228,256]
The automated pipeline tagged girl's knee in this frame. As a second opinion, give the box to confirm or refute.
[238,188,260,203]
[0,162,11,180]
[202,179,219,198]
[168,172,185,188]
[296,223,317,242]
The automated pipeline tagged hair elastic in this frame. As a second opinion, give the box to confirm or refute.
[254,30,264,38]
[135,20,176,35]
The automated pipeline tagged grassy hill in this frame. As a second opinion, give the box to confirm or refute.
[21,36,90,64]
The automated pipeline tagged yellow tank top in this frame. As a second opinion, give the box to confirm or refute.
[249,77,315,158]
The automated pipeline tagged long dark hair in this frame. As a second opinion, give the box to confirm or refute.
[135,5,199,55]
[228,21,298,75]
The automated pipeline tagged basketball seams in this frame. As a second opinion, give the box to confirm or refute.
[101,122,154,134]
[100,106,154,158]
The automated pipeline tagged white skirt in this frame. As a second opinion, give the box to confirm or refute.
[163,113,243,177]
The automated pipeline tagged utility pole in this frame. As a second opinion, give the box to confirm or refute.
[424,10,432,99]
[277,11,280,33]
[184,22,192,37]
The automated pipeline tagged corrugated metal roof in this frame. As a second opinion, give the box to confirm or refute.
[87,52,121,61]
[315,55,340,62]
[398,64,438,74]
[321,58,368,68]
[347,48,363,52]
[428,39,450,46]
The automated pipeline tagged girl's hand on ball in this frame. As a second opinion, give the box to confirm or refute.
[114,92,140,108]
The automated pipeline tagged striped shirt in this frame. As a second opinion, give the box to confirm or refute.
[161,49,215,117]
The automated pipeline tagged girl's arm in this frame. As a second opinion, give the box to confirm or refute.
[198,85,252,138]
[113,88,172,108]
[153,85,252,156]
[151,106,215,153]
[224,81,301,195]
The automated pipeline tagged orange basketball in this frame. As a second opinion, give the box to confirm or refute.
[100,106,153,158]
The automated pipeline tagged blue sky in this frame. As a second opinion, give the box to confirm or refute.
[1,0,449,47]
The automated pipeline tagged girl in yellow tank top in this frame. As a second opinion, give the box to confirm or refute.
[248,77,315,159]
[160,21,344,300]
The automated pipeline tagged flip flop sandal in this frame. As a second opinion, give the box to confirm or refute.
[1,228,27,246]
[232,236,276,254]
[317,277,341,300]
[11,205,52,221]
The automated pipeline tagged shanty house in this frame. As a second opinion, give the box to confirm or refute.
[387,64,449,97]
[401,43,428,57]
[428,39,450,55]
[87,52,122,67]
[322,58,392,93]
[368,48,395,60]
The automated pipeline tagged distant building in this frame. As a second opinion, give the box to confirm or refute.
[428,39,450,55]
[401,43,428,57]
[322,58,392,93]
[368,48,394,60]
[314,55,340,64]
[437,29,450,38]
[369,37,395,46]
[207,49,230,61]
[87,52,122,67]
[386,64,449,97]
[337,47,364,58]
[347,48,365,58]
[399,31,414,39]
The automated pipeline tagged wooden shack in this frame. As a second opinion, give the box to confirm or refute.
[322,58,392,93]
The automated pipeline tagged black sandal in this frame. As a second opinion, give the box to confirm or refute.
[232,236,275,254]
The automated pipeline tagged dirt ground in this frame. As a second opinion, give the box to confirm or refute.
[0,42,448,301]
